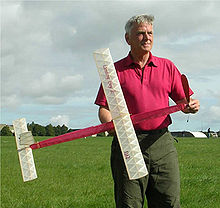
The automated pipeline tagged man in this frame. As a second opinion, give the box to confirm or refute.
[207,128,211,138]
[95,15,200,208]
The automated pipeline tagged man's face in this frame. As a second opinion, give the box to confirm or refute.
[125,22,153,54]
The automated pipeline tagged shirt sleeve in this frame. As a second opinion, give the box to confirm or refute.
[169,63,194,103]
[94,84,108,107]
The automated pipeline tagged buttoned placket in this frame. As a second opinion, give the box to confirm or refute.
[132,64,146,84]
[141,66,145,84]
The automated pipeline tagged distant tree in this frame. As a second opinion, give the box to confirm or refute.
[67,129,79,133]
[32,125,37,136]
[26,122,72,136]
[27,121,35,132]
[54,125,62,136]
[39,125,46,136]
[45,124,55,136]
[61,124,68,135]
[0,126,13,136]
[32,124,46,136]
[67,129,74,133]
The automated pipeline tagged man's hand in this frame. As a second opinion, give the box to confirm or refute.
[182,98,200,114]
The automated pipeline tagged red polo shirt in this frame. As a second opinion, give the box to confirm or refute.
[95,52,193,131]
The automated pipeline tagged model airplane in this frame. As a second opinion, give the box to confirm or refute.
[13,48,188,182]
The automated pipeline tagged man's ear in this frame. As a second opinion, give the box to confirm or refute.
[125,33,131,45]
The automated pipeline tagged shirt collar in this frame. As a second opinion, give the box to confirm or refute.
[125,51,158,67]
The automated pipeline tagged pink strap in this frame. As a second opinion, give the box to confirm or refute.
[30,103,185,150]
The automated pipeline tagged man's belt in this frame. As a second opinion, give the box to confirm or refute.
[135,127,168,135]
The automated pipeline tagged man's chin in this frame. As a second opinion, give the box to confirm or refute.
[141,45,152,51]
[141,48,151,53]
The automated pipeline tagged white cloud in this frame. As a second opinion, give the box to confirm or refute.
[35,96,68,105]
[2,1,220,131]
[2,70,84,106]
[1,94,21,109]
[169,34,214,46]
[22,72,83,98]
[49,115,70,126]
[209,106,220,122]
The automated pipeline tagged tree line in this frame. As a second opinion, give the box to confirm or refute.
[0,122,76,136]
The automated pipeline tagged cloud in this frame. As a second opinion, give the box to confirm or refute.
[196,104,220,131]
[2,71,84,106]
[2,1,85,107]
[1,94,22,109]
[210,106,220,121]
[49,115,70,126]
[169,34,214,46]
[23,72,83,98]
[2,1,220,131]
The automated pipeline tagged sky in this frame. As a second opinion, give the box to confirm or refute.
[1,0,220,132]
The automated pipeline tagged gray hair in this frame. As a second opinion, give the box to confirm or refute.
[125,14,154,34]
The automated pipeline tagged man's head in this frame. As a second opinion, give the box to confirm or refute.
[125,15,154,35]
[125,15,154,55]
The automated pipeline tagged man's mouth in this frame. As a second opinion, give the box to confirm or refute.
[142,42,151,46]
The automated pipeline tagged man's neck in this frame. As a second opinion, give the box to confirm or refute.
[130,51,150,68]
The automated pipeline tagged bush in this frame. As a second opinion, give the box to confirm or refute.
[0,126,13,136]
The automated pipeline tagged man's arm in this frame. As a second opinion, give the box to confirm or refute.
[98,106,112,123]
[98,106,115,135]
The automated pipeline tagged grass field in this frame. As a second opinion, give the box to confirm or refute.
[1,136,220,208]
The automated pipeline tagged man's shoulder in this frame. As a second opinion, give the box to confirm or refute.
[114,56,129,68]
[152,55,174,65]
[113,56,131,73]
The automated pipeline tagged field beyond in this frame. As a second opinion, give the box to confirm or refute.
[1,136,220,208]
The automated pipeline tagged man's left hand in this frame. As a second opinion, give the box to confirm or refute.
[183,98,200,114]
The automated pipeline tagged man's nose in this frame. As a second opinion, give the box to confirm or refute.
[143,32,151,40]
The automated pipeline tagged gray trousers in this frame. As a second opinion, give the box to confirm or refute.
[111,129,180,208]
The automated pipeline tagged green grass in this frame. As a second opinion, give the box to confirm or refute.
[177,138,220,208]
[1,136,220,208]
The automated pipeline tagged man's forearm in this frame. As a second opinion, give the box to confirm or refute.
[98,106,112,123]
